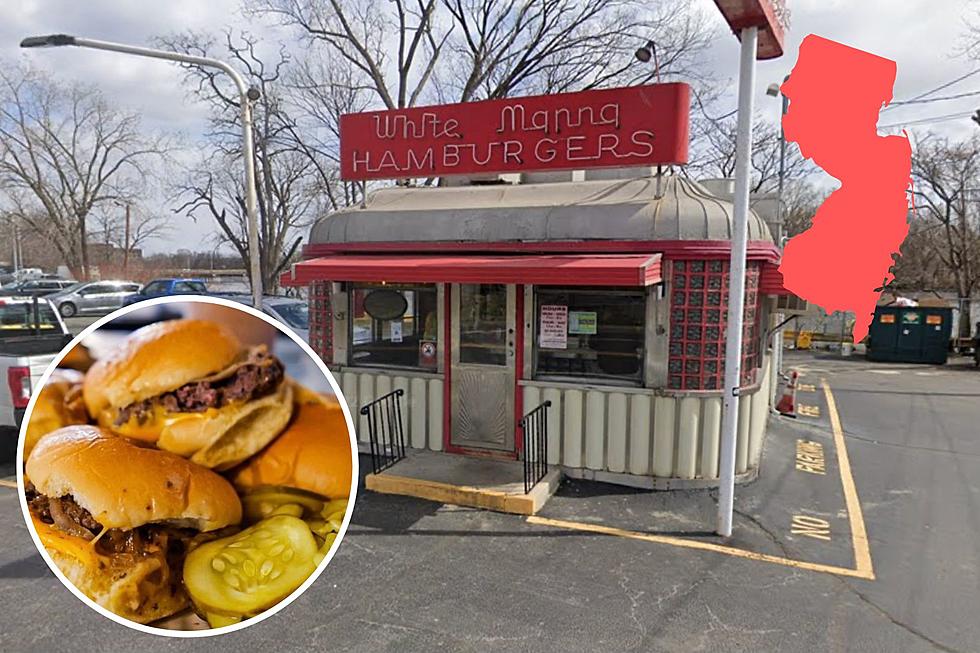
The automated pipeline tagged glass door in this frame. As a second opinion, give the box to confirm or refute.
[450,284,516,451]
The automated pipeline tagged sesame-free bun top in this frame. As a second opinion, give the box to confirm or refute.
[232,394,353,499]
[24,369,88,460]
[26,425,242,531]
[83,319,242,417]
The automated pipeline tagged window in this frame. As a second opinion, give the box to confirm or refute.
[350,284,438,370]
[668,259,762,391]
[143,281,168,295]
[120,284,140,292]
[270,302,309,330]
[174,281,207,293]
[80,283,111,295]
[534,287,645,384]
[0,303,60,336]
[459,284,508,365]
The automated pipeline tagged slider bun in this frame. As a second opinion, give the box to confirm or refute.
[35,516,189,624]
[26,425,242,531]
[156,381,295,471]
[233,394,353,499]
[24,369,88,459]
[83,319,242,417]
[60,344,94,372]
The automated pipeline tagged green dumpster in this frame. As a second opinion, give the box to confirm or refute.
[867,306,952,364]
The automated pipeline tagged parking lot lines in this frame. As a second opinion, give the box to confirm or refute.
[0,479,17,489]
[527,376,876,582]
[822,377,875,578]
[526,515,874,580]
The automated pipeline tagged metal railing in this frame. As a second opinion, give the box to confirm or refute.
[519,400,552,494]
[360,389,406,475]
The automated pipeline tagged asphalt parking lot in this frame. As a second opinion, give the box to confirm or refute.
[1,351,978,652]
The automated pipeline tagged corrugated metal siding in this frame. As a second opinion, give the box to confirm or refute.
[521,358,771,480]
[341,360,770,482]
[339,369,443,449]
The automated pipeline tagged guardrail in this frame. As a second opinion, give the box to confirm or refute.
[519,400,552,494]
[360,388,406,475]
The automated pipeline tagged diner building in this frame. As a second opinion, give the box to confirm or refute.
[283,169,788,490]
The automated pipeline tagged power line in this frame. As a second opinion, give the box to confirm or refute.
[882,67,980,112]
[879,110,974,130]
[888,88,980,107]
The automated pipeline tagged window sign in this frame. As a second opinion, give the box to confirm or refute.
[879,314,896,324]
[926,315,942,325]
[540,304,568,349]
[902,312,920,324]
[568,311,597,335]
[390,320,403,343]
[534,289,644,384]
[419,341,437,368]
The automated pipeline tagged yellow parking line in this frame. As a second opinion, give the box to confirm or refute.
[822,378,875,579]
[526,515,874,580]
[524,377,875,582]
[0,479,18,489]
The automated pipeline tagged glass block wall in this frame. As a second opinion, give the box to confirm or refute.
[668,259,762,390]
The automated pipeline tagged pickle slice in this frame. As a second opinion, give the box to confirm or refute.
[204,612,242,629]
[268,503,304,518]
[241,488,325,523]
[184,515,318,618]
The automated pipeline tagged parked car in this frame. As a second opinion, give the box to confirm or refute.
[262,296,310,343]
[219,294,311,343]
[0,278,75,298]
[47,280,142,318]
[0,297,73,435]
[123,278,210,306]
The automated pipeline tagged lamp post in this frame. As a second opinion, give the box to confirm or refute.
[711,0,786,538]
[766,75,790,406]
[20,33,264,309]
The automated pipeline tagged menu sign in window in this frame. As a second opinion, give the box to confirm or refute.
[539,305,568,350]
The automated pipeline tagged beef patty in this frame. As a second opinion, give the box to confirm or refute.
[25,483,225,558]
[114,347,284,426]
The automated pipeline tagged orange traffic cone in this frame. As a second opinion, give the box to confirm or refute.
[776,370,798,417]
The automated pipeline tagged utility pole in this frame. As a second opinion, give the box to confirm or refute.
[123,203,131,273]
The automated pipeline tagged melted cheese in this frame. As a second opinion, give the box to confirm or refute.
[100,405,221,442]
[33,518,108,568]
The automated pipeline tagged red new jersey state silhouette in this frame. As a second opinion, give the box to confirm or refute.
[778,35,912,343]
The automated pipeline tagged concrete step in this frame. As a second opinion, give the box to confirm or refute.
[364,448,562,515]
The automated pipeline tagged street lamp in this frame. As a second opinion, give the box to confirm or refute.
[766,76,790,407]
[20,33,264,309]
[634,40,662,83]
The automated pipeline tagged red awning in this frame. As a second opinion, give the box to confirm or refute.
[283,253,662,287]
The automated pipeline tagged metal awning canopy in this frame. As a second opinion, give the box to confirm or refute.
[283,253,662,287]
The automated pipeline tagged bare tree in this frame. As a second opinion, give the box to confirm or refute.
[909,134,980,338]
[91,203,173,253]
[158,31,322,291]
[685,109,812,194]
[0,63,169,279]
[254,0,714,107]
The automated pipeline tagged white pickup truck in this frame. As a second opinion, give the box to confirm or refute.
[0,297,73,441]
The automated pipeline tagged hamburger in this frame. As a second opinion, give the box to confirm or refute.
[232,392,353,500]
[25,425,242,624]
[82,319,294,470]
[24,368,89,460]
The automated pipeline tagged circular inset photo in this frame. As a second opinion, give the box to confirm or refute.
[16,296,357,636]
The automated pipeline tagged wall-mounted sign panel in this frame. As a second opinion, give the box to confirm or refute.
[340,83,690,181]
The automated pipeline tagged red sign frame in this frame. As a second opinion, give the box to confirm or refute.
[340,83,690,181]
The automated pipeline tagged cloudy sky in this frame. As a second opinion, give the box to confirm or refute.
[1,0,977,253]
